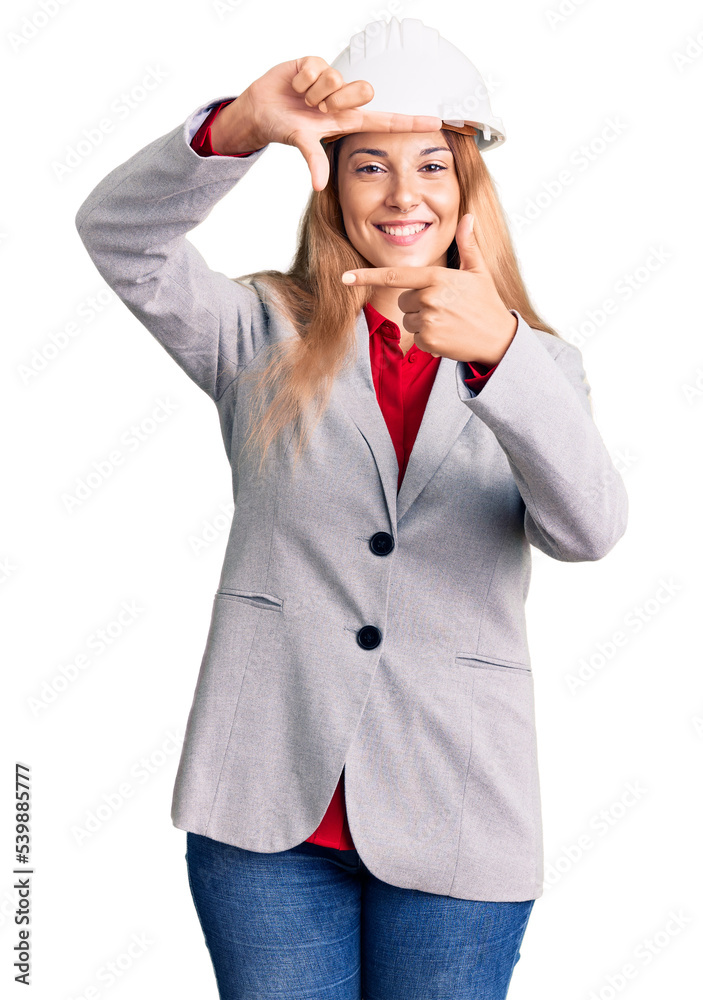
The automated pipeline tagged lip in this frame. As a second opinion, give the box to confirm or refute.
[373,221,432,246]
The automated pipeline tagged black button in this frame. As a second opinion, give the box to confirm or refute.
[369,531,394,555]
[357,625,381,650]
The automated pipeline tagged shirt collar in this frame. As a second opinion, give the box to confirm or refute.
[363,301,400,340]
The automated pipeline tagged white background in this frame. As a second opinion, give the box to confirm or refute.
[2,0,702,997]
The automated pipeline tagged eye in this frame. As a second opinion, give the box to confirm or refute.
[355,163,448,175]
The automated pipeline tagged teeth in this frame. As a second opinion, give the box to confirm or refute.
[378,223,429,236]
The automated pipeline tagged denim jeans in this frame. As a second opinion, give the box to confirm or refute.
[185,831,535,999]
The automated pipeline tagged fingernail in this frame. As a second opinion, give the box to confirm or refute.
[341,272,356,283]
[319,100,327,113]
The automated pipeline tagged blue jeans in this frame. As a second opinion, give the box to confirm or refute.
[185,831,535,999]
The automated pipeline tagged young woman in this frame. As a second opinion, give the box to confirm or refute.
[75,17,628,1000]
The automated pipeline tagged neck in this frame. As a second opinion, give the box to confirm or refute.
[369,289,404,327]
[369,249,448,327]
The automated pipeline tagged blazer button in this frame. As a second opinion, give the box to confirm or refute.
[369,531,394,555]
[357,625,381,649]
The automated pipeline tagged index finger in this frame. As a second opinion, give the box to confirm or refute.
[341,266,438,287]
[321,109,444,144]
[358,111,444,134]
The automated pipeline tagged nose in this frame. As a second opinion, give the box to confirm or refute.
[384,174,421,214]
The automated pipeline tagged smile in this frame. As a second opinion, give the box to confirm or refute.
[373,222,432,245]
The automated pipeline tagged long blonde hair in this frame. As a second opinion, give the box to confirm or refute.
[234,127,561,480]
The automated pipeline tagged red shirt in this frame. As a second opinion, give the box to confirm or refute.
[191,99,496,850]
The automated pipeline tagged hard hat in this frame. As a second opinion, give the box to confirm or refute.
[320,17,505,152]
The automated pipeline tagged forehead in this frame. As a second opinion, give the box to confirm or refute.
[339,131,451,158]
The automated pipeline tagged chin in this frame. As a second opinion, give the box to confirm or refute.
[379,252,436,266]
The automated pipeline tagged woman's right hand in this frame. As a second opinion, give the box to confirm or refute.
[212,56,444,192]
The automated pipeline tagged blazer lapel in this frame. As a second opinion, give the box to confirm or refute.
[396,354,474,522]
[333,308,474,527]
[332,309,400,526]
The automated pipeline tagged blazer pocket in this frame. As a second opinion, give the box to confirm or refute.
[215,589,284,612]
[454,651,531,672]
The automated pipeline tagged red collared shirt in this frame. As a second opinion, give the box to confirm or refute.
[191,100,496,850]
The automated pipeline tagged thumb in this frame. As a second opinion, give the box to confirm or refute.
[455,213,482,272]
[294,134,330,192]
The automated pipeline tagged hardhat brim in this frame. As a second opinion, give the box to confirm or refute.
[320,122,505,152]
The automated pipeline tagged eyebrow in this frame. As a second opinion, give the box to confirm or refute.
[346,146,452,158]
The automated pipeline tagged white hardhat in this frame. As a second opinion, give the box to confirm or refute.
[321,17,505,152]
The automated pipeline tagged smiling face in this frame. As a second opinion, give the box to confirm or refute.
[335,130,461,271]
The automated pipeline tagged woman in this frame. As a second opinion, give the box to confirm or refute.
[75,16,628,1000]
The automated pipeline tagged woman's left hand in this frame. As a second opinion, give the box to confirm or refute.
[341,213,518,366]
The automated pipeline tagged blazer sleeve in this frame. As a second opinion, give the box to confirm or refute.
[455,309,628,562]
[74,96,270,402]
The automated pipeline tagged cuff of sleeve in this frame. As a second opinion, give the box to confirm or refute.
[190,97,265,158]
[462,359,497,395]
[457,311,514,397]
[454,308,579,421]
[180,98,270,172]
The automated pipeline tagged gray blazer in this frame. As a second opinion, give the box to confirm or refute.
[75,96,628,902]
